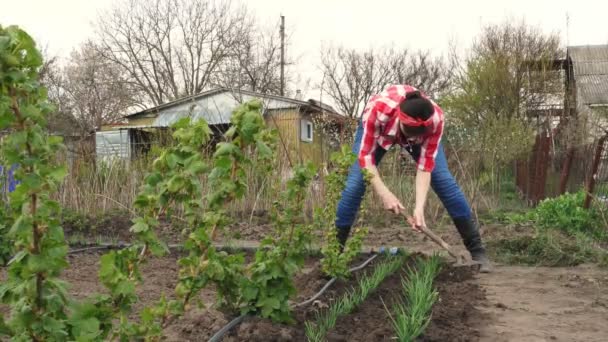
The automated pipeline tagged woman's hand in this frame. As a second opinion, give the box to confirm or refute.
[379,189,405,214]
[409,209,425,232]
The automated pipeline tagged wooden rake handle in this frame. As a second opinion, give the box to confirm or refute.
[400,212,460,261]
[418,226,461,260]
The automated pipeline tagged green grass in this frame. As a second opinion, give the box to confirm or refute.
[305,254,406,342]
[488,227,608,267]
[385,256,441,342]
[487,191,608,267]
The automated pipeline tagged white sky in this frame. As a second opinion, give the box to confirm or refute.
[2,0,608,98]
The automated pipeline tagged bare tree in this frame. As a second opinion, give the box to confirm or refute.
[387,49,455,98]
[319,45,454,117]
[213,24,290,96]
[94,0,252,107]
[319,46,392,117]
[38,49,83,134]
[42,42,140,133]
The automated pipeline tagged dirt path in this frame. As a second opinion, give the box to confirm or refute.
[476,264,608,342]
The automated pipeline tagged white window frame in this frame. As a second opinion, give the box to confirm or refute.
[300,119,313,143]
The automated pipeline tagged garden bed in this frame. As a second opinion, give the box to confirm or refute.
[2,250,485,341]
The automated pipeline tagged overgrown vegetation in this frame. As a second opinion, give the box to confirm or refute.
[385,256,441,342]
[489,191,608,266]
[108,99,321,339]
[0,204,12,265]
[0,24,103,341]
[513,191,607,240]
[305,254,406,342]
[0,26,377,340]
[319,145,369,278]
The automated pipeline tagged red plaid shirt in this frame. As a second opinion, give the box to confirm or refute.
[358,85,444,172]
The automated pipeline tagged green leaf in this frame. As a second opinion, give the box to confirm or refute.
[70,317,101,341]
[9,215,31,237]
[130,218,149,233]
[0,112,14,129]
[170,117,192,130]
[115,280,136,297]
[47,135,63,145]
[214,156,232,171]
[187,160,207,174]
[148,240,169,257]
[167,175,186,192]
[98,252,118,283]
[48,166,67,183]
[145,172,163,187]
[256,140,272,158]
[0,314,12,336]
[214,142,240,157]
[166,153,180,169]
[257,297,281,317]
[241,285,258,301]
[240,111,262,142]
[225,126,237,138]
[28,254,56,273]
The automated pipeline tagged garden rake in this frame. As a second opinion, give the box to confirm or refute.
[400,211,469,267]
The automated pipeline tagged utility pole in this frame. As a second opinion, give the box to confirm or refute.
[280,15,285,96]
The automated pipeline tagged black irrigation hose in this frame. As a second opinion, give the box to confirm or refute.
[207,253,382,342]
[208,315,247,342]
[294,253,378,308]
[66,243,266,255]
[66,243,184,255]
[67,245,112,254]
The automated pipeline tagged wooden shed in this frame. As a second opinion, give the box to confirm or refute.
[95,88,348,166]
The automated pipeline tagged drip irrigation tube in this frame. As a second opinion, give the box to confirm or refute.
[66,243,184,255]
[66,243,269,255]
[294,253,378,308]
[67,245,114,254]
[207,253,382,342]
[208,315,247,342]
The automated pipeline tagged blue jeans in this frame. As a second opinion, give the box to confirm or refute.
[335,122,472,230]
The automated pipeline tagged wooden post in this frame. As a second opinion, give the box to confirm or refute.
[535,133,552,203]
[280,15,285,97]
[584,135,608,209]
[527,134,541,204]
[558,146,575,194]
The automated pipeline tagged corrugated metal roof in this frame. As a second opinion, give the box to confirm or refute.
[568,45,608,105]
[145,91,316,127]
[574,74,608,105]
[124,88,343,127]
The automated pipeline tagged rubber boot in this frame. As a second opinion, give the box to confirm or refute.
[336,226,351,253]
[453,217,491,273]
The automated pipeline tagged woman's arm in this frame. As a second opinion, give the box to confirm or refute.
[412,169,431,230]
[365,164,405,214]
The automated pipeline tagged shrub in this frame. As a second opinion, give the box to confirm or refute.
[523,191,606,241]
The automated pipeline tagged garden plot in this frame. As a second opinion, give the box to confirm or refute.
[23,250,482,342]
[3,26,608,342]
